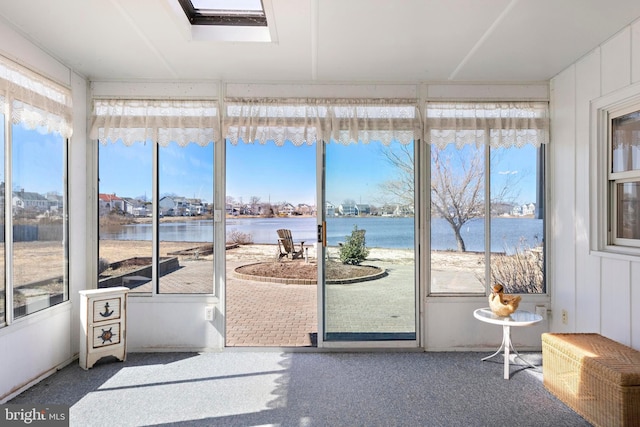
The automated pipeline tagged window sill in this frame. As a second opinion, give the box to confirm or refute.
[591,248,640,262]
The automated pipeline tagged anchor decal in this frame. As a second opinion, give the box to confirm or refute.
[99,302,114,317]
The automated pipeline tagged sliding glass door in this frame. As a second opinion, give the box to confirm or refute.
[321,139,417,342]
[223,99,421,346]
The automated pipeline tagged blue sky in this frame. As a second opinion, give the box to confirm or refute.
[5,119,538,207]
[491,144,538,204]
[9,124,65,195]
[97,136,537,207]
[226,140,411,206]
[99,141,215,202]
[226,141,315,205]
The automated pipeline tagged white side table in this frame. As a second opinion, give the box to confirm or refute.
[473,308,543,379]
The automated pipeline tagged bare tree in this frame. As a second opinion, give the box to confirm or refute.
[378,144,414,206]
[431,146,484,252]
[379,144,482,252]
[249,195,261,215]
[380,144,525,252]
[260,202,274,217]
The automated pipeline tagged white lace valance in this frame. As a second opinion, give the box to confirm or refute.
[224,98,421,146]
[90,99,220,146]
[425,102,549,149]
[328,100,421,145]
[0,55,73,138]
[224,99,329,146]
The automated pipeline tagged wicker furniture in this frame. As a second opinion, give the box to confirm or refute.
[542,333,640,427]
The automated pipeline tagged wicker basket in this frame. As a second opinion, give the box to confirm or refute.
[542,333,640,427]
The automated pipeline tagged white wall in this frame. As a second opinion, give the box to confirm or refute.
[127,295,223,351]
[550,19,640,350]
[0,17,85,401]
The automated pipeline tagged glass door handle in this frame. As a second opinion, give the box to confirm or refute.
[323,221,327,247]
[318,222,327,247]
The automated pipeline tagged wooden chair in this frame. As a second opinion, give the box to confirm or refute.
[276,229,305,259]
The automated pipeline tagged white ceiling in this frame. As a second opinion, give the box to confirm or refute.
[0,0,639,83]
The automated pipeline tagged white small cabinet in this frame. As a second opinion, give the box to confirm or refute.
[79,287,129,370]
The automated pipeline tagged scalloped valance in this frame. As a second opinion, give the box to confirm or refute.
[425,102,549,148]
[90,99,220,146]
[88,98,549,149]
[224,98,421,146]
[0,55,73,138]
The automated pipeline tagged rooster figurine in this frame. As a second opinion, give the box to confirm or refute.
[488,284,521,317]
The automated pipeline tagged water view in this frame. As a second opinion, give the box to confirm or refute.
[100,216,542,252]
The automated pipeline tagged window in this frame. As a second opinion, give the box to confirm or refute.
[426,102,548,294]
[490,144,545,294]
[98,140,153,294]
[178,0,267,26]
[610,107,640,246]
[12,125,68,317]
[590,88,640,253]
[91,99,219,295]
[0,55,72,323]
[158,142,214,294]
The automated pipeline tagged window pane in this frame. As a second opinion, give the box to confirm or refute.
[158,142,214,294]
[612,110,640,173]
[430,144,485,293]
[12,124,67,318]
[325,140,416,340]
[490,145,545,294]
[98,141,153,294]
[616,181,640,239]
[225,139,318,346]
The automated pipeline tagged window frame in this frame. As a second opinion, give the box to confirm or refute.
[92,98,219,297]
[177,0,267,26]
[591,83,640,255]
[425,102,548,296]
[428,141,547,295]
[0,55,71,326]
[609,104,640,248]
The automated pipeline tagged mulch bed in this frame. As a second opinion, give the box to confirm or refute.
[235,260,382,281]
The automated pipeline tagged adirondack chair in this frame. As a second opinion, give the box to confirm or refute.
[276,229,305,259]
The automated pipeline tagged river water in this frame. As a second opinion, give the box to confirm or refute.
[101,216,543,253]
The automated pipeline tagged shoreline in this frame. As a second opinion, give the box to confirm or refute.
[7,240,488,284]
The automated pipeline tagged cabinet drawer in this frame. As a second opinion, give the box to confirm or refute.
[92,322,121,348]
[92,297,122,322]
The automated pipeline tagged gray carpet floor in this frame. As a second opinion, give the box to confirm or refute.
[9,351,590,427]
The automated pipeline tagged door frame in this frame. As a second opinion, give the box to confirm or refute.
[315,139,423,349]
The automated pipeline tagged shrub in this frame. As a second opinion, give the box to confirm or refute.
[339,226,369,265]
[227,229,253,245]
[487,237,544,293]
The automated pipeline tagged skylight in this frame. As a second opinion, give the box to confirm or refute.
[178,0,267,26]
